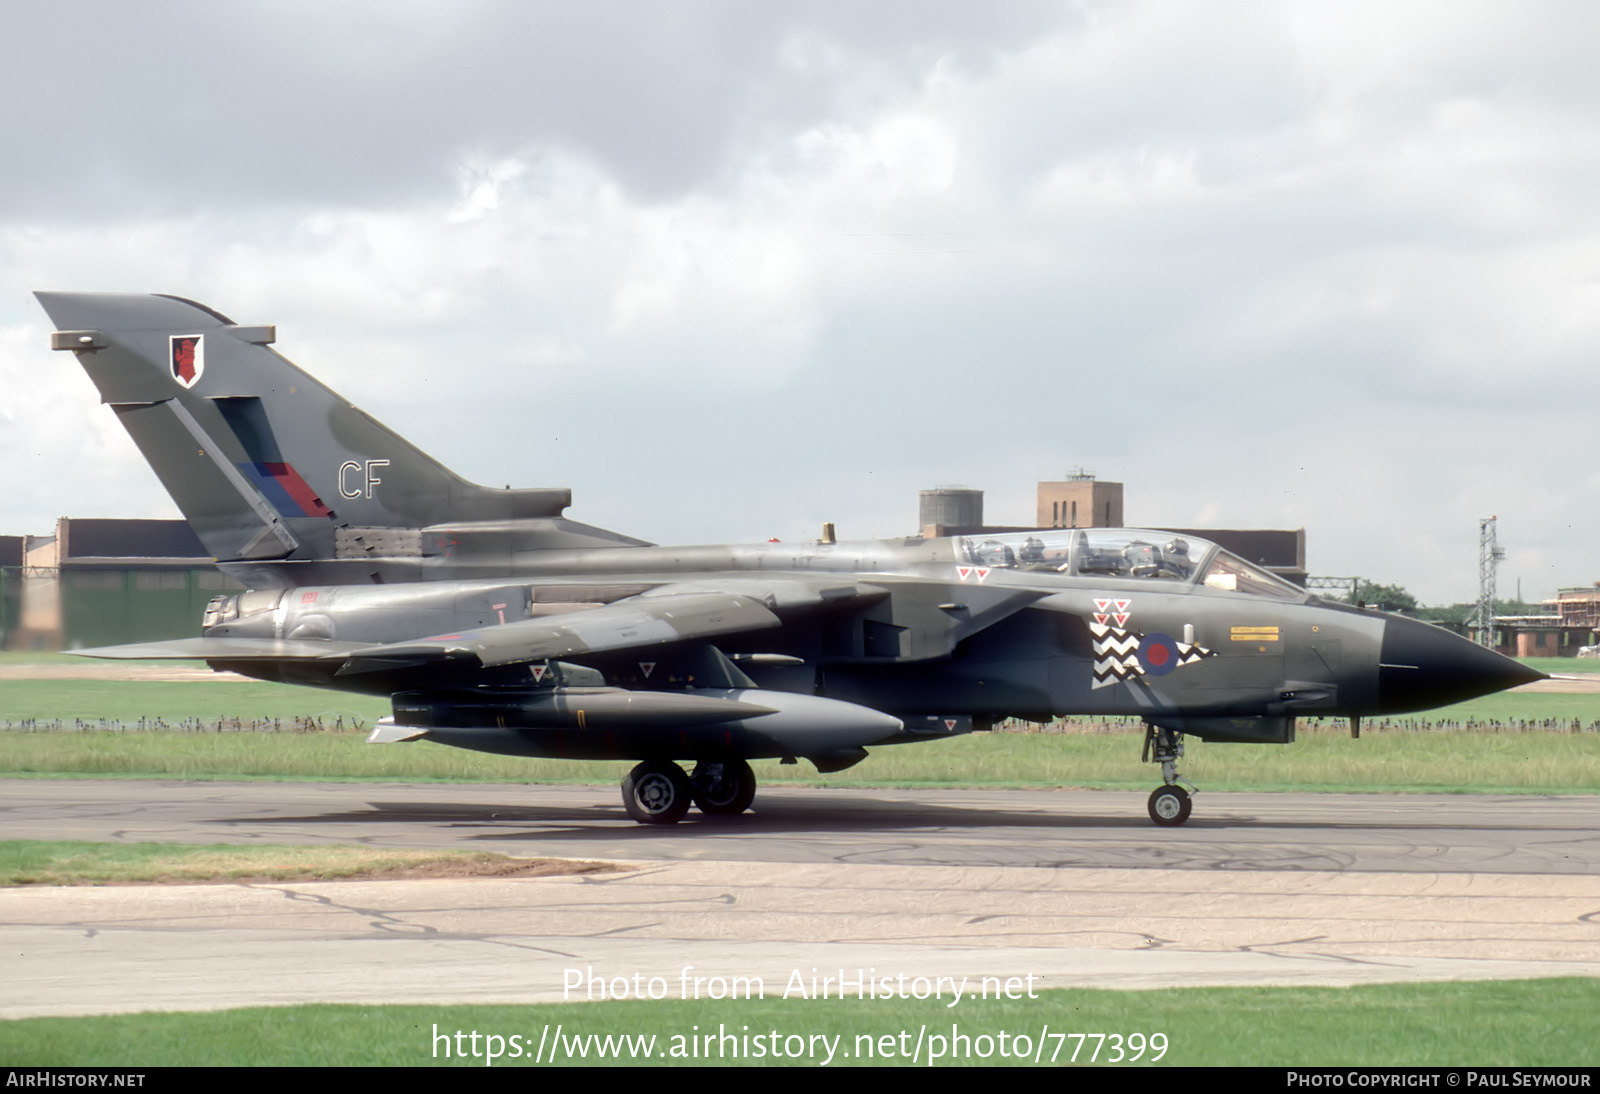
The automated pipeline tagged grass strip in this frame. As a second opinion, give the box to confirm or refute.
[1,661,1594,730]
[1,727,1595,793]
[1523,656,1600,675]
[1,980,1595,1066]
[0,840,606,887]
[0,678,388,725]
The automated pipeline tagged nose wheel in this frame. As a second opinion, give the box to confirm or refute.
[1147,784,1192,826]
[1142,722,1197,826]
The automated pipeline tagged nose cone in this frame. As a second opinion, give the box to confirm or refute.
[1378,615,1546,713]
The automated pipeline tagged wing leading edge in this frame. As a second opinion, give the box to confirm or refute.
[73,590,787,676]
[335,591,784,675]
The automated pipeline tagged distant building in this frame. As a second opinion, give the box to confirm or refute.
[1478,616,1567,658]
[0,536,22,650]
[1,518,239,650]
[1552,585,1600,631]
[1475,586,1600,657]
[1036,473,1123,530]
[918,487,984,535]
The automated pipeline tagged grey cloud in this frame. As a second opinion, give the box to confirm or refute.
[0,0,1069,217]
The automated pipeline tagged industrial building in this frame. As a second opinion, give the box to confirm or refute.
[1476,586,1600,657]
[1,518,237,650]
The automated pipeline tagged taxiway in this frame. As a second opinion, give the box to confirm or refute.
[2,780,1596,1017]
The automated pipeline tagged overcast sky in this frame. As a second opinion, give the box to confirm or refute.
[2,1,1595,606]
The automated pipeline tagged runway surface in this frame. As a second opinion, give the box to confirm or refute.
[2,779,1597,1017]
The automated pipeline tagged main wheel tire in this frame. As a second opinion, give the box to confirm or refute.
[622,761,693,824]
[689,758,757,815]
[1147,784,1192,827]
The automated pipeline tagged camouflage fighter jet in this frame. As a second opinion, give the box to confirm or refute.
[35,292,1545,826]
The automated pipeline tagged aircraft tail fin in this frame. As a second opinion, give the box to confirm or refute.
[36,292,636,576]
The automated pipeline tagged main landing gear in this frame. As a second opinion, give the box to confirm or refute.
[1142,723,1196,827]
[620,758,757,824]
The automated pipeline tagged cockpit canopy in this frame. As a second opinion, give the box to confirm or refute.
[954,528,1304,600]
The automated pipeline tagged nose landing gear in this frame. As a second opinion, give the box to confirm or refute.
[1142,722,1197,826]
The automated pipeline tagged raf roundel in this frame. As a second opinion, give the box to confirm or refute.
[1138,632,1182,677]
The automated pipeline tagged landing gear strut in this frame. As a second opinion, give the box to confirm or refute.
[1142,722,1196,827]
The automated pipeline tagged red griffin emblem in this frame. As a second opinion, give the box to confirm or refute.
[170,335,203,387]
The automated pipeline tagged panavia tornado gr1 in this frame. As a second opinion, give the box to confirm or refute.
[35,292,1544,826]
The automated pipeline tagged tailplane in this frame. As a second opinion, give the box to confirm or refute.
[37,292,643,583]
